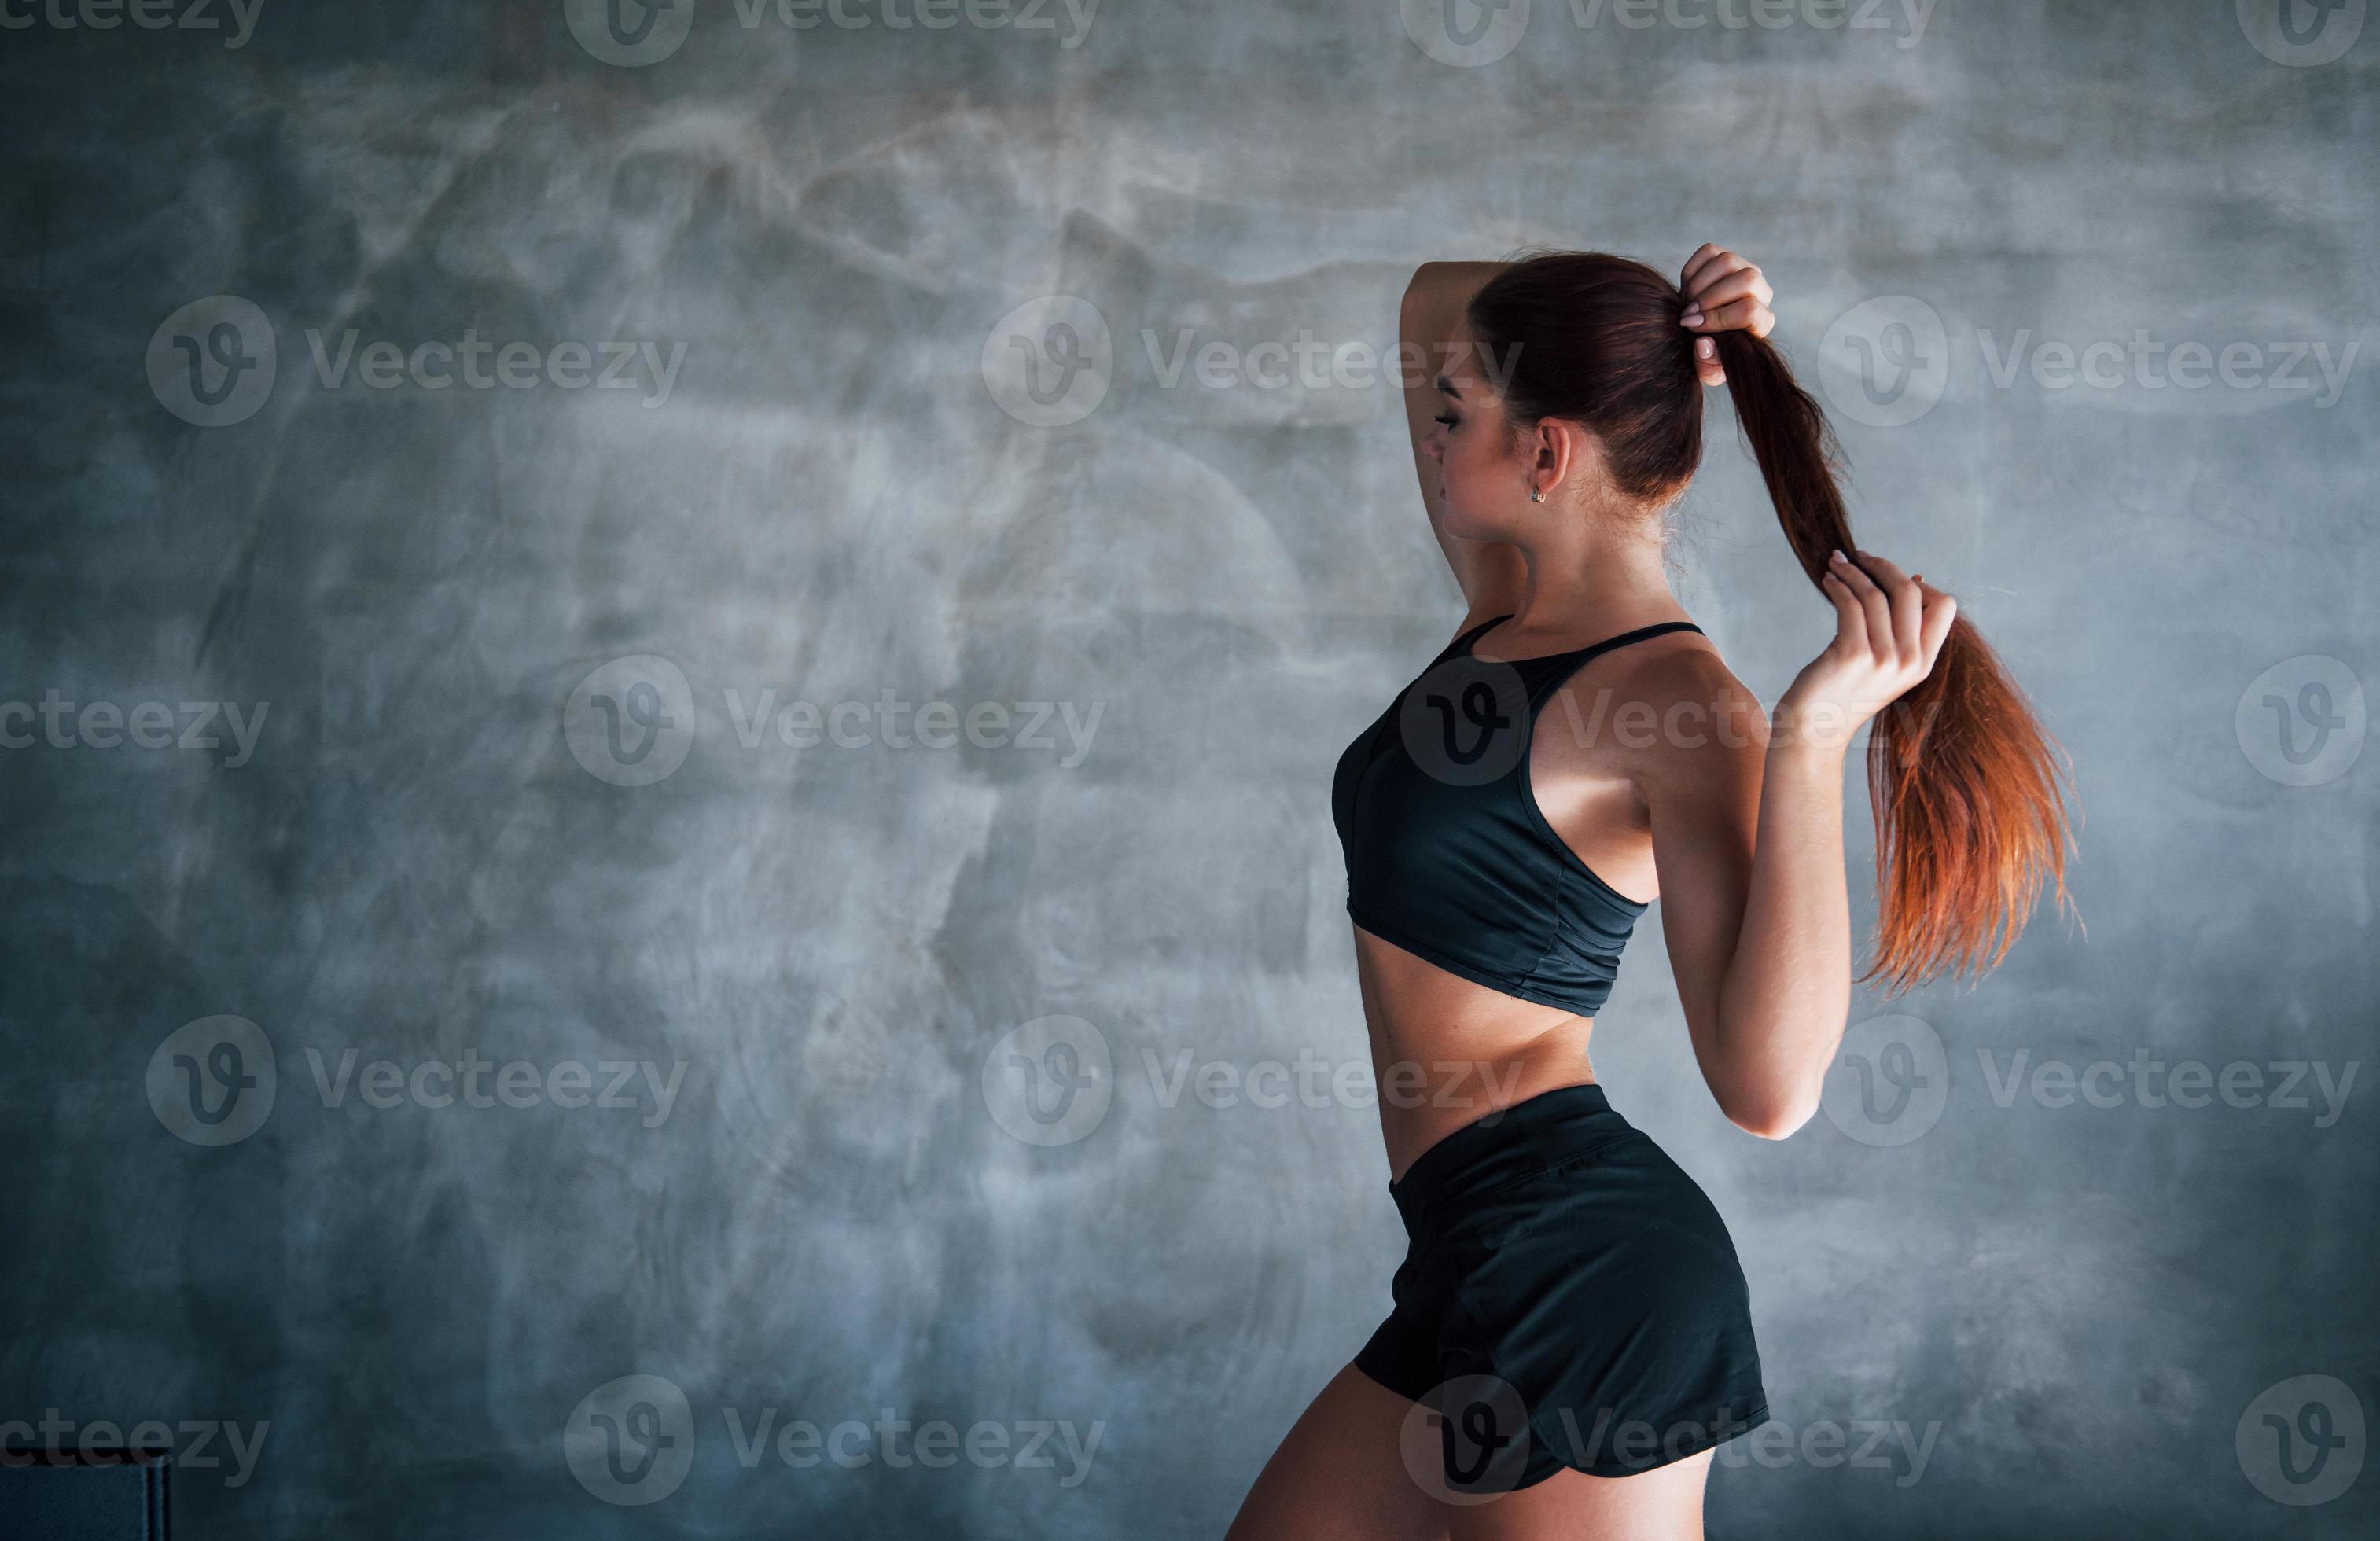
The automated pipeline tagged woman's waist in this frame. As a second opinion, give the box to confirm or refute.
[1355,922,1620,1181]
[1367,1032,1613,1182]
[1380,1077,1642,1232]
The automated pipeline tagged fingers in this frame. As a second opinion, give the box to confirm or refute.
[1680,242,1728,291]
[1916,576,1959,667]
[1683,265,1774,315]
[1817,562,1865,647]
[1826,548,1896,659]
[1678,243,1783,379]
[1694,334,1724,388]
[1682,294,1776,339]
[1681,241,1743,294]
[1848,548,1923,661]
[1832,549,1959,676]
[1679,248,1775,337]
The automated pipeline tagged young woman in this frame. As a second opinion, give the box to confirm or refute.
[1224,247,2074,1539]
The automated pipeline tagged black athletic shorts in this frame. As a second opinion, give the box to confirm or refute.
[1353,1083,1770,1494]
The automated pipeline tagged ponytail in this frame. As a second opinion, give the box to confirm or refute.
[1712,329,2077,992]
[1467,252,2077,991]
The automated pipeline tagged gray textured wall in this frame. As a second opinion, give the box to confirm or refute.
[2,1,2374,1536]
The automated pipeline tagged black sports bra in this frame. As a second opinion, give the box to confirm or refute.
[1330,613,1705,1017]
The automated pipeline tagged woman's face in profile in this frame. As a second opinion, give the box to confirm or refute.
[1425,318,1528,543]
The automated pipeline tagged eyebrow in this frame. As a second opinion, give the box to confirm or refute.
[1435,375,1460,397]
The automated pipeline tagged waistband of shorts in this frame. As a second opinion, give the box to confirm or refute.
[1386,1082,1628,1230]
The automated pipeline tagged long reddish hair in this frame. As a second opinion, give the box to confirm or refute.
[1468,252,2076,992]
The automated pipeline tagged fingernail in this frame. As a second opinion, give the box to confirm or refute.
[1830,549,1847,565]
[1681,309,1702,326]
[1696,338,1715,358]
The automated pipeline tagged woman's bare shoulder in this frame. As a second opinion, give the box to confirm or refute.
[1601,638,1771,782]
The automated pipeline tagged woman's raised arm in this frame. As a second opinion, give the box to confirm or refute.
[1398,246,1776,629]
[1400,261,1524,625]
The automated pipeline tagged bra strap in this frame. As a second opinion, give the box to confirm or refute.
[1432,612,1516,667]
[1578,620,1704,657]
[1525,621,1705,708]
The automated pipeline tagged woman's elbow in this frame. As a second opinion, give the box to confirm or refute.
[1403,261,1473,316]
[1720,1084,1821,1142]
[1400,264,1440,322]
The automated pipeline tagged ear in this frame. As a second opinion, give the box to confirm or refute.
[1531,417,1602,495]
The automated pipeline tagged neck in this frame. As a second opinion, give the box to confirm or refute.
[1502,506,1683,638]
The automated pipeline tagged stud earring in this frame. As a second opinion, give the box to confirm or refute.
[1529,488,1545,503]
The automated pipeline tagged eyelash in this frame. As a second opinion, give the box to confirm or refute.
[1434,414,1458,428]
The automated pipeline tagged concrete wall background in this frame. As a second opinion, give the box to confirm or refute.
[2,1,2374,1535]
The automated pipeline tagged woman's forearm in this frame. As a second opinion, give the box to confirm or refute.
[1402,260,1506,329]
[1711,715,1855,1138]
[1400,262,1520,602]
[1400,262,1509,382]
